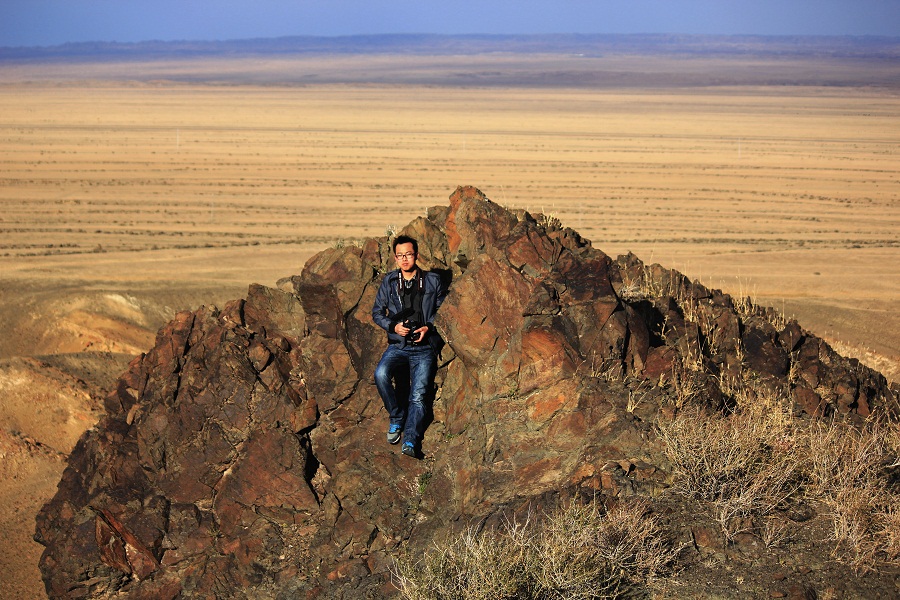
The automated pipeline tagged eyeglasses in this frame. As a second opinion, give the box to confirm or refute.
[395,252,416,260]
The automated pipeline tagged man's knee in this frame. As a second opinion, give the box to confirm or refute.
[407,395,424,410]
[408,382,430,407]
[374,362,392,386]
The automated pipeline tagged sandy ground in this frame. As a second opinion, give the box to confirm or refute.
[0,62,897,597]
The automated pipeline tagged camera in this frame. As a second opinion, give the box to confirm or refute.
[404,320,424,343]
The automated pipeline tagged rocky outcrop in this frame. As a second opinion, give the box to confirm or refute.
[35,186,898,599]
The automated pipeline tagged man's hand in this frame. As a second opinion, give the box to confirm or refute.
[394,322,429,341]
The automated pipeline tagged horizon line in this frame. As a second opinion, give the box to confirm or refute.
[5,31,900,52]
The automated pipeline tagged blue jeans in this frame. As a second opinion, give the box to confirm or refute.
[374,343,436,446]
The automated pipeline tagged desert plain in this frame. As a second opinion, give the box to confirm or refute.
[1,51,899,598]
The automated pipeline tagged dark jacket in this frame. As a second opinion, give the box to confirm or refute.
[372,269,446,352]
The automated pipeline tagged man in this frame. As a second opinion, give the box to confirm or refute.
[372,235,446,458]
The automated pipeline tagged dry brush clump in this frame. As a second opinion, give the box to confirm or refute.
[656,401,802,543]
[393,499,678,600]
[657,380,900,572]
[802,417,900,571]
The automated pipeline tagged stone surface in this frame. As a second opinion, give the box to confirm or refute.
[34,186,900,598]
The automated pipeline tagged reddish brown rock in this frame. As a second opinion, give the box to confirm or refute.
[743,327,789,378]
[644,346,677,381]
[793,386,825,417]
[692,525,724,552]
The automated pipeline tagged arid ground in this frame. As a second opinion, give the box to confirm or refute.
[1,51,898,598]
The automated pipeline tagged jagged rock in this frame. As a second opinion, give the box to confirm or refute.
[35,186,899,598]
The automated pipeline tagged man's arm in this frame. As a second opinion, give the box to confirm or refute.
[419,272,448,336]
[371,274,395,333]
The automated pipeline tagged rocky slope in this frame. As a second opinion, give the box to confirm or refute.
[35,186,899,598]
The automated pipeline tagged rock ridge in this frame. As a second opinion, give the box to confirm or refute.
[35,185,899,599]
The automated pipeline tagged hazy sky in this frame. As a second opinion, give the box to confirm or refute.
[3,0,899,47]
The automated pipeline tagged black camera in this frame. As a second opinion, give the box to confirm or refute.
[404,320,424,343]
[390,308,424,343]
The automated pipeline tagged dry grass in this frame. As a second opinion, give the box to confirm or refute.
[657,382,900,572]
[634,274,900,573]
[656,403,801,542]
[801,418,900,571]
[393,499,677,600]
[669,365,705,409]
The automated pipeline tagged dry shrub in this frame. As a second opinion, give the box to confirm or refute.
[531,503,623,600]
[801,420,887,497]
[393,499,677,600]
[876,503,900,561]
[759,516,794,549]
[601,501,678,578]
[656,404,800,540]
[658,392,900,572]
[393,519,534,600]
[533,499,673,599]
[670,364,704,409]
[799,418,900,571]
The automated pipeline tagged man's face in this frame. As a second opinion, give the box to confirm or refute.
[394,242,417,272]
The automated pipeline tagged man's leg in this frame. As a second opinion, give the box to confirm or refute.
[402,346,437,452]
[374,345,408,437]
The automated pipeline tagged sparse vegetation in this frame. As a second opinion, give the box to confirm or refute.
[657,402,802,542]
[393,498,678,600]
[536,211,562,231]
[626,379,652,414]
[802,417,900,571]
[657,383,900,573]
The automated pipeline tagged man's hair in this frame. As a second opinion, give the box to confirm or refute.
[392,235,418,254]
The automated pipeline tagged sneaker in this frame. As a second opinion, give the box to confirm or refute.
[401,441,416,458]
[387,423,402,445]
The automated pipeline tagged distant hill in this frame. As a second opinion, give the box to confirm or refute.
[3,33,900,61]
